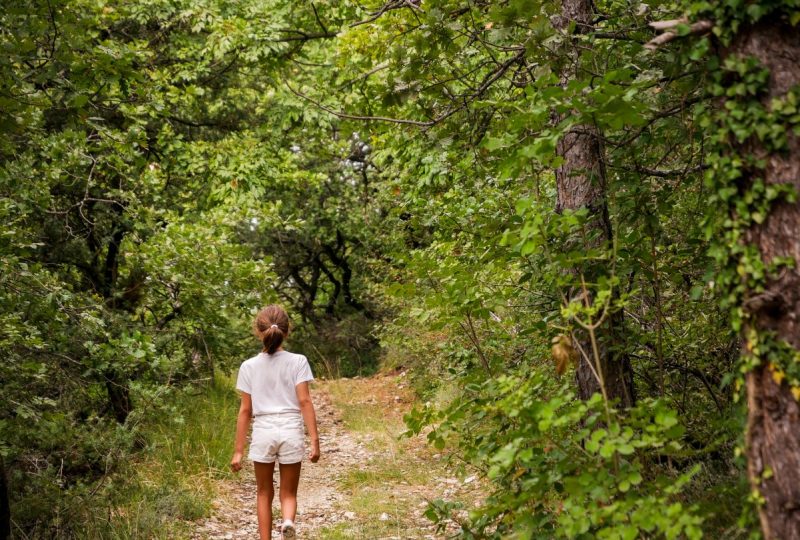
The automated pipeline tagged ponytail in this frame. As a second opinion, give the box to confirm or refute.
[253,305,290,354]
[262,324,285,354]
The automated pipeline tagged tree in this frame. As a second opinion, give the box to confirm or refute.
[4,0,792,536]
[0,456,8,540]
[698,4,800,537]
[327,0,725,536]
[554,0,635,407]
[0,0,357,532]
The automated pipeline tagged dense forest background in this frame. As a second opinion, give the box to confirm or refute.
[2,0,799,538]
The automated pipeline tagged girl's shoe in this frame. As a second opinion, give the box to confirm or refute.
[281,520,296,540]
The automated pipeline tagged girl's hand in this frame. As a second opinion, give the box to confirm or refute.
[309,442,320,463]
[230,452,243,472]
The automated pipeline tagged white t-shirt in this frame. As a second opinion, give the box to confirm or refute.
[236,350,314,415]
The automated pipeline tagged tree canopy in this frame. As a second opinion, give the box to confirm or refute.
[2,0,799,538]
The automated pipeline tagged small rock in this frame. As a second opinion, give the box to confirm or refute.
[464,475,476,484]
[344,511,356,519]
[380,512,390,521]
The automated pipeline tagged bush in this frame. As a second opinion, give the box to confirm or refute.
[406,370,705,539]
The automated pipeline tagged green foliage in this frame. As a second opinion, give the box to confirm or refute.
[3,0,794,536]
[0,0,359,534]
[407,372,702,539]
[692,0,800,400]
[340,0,750,536]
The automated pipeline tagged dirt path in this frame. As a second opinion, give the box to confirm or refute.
[192,388,372,539]
[192,375,478,539]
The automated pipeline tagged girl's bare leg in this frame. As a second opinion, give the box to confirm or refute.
[254,461,276,540]
[278,461,302,522]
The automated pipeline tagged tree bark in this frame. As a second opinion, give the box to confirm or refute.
[106,373,131,423]
[555,0,635,407]
[0,455,9,540]
[724,16,800,539]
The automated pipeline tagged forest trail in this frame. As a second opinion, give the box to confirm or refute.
[192,374,478,539]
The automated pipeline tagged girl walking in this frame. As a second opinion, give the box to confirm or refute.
[230,305,321,540]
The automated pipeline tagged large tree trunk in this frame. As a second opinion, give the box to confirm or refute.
[555,0,635,407]
[724,17,800,540]
[0,455,9,540]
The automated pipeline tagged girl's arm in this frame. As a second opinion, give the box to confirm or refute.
[230,392,253,472]
[296,382,320,463]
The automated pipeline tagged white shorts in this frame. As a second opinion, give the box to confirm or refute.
[249,412,305,464]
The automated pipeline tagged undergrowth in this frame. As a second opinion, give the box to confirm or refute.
[76,375,239,539]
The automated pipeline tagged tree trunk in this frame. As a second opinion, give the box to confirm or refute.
[555,0,635,407]
[0,455,9,540]
[724,17,800,539]
[106,373,131,423]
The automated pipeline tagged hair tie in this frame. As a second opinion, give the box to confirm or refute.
[271,324,279,329]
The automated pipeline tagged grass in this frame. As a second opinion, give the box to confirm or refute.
[339,456,433,492]
[67,372,469,539]
[319,495,410,539]
[79,375,240,539]
[331,401,397,435]
[323,377,410,443]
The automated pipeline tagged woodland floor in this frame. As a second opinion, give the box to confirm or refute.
[191,373,480,539]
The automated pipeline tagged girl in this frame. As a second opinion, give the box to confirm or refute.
[230,305,321,540]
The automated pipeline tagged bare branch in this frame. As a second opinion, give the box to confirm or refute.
[311,2,330,35]
[271,28,338,42]
[285,82,437,126]
[286,48,524,128]
[613,163,709,178]
[645,18,713,50]
[351,0,422,28]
